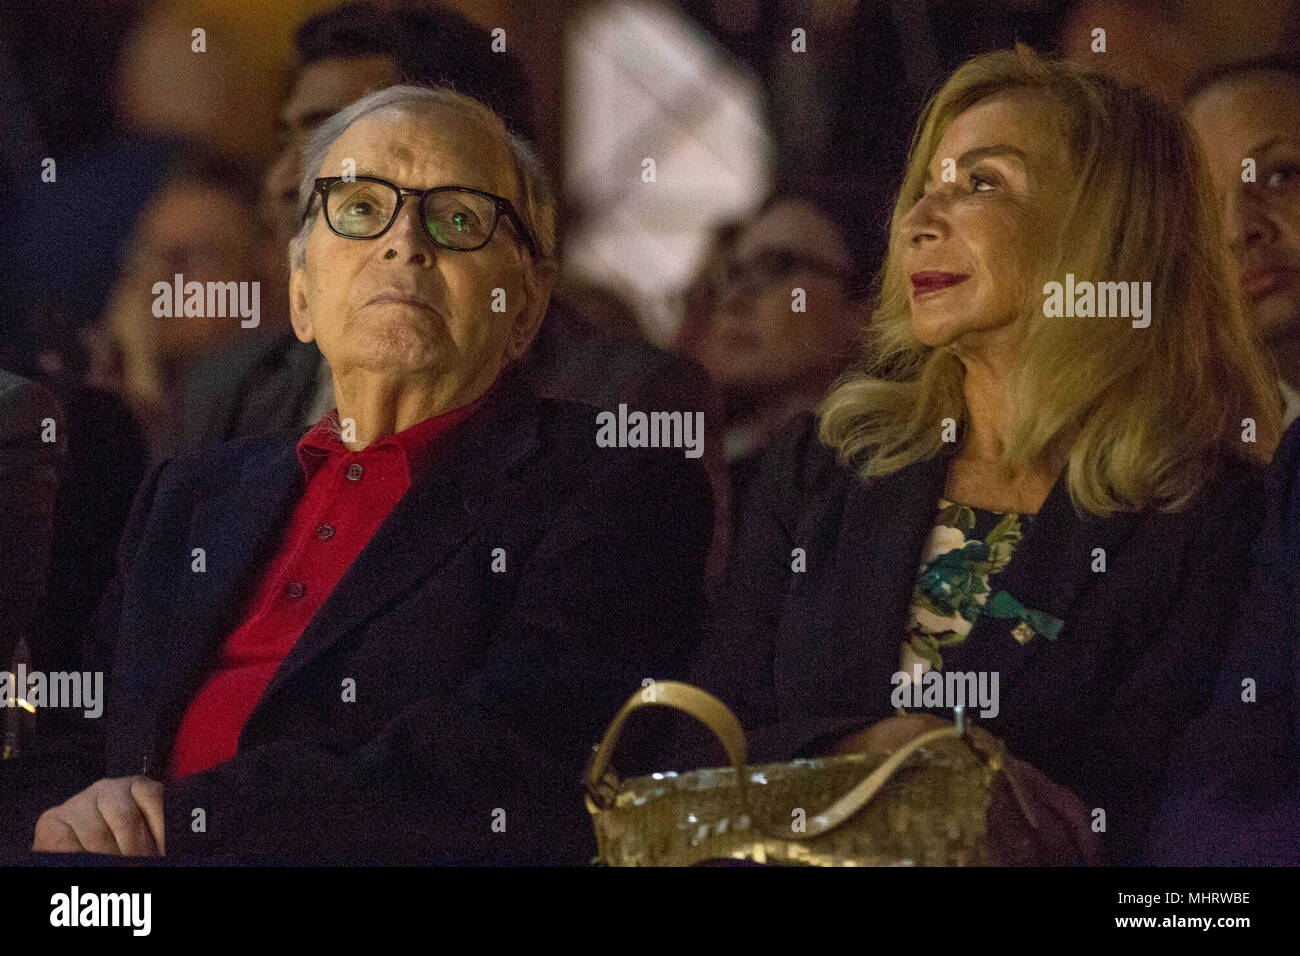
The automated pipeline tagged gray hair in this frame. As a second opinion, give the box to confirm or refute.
[288,84,557,270]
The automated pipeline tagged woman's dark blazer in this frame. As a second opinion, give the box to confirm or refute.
[692,413,1269,864]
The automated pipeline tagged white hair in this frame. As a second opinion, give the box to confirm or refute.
[288,84,557,270]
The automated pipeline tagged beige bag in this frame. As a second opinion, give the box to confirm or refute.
[584,681,1000,866]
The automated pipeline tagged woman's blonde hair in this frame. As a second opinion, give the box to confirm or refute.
[820,45,1281,515]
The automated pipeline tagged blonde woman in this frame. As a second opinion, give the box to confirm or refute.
[692,46,1281,865]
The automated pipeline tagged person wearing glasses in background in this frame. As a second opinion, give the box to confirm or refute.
[22,86,712,864]
[677,191,869,514]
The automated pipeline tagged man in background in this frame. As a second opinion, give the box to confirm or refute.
[1187,59,1300,426]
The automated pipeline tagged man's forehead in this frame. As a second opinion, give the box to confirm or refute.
[323,108,516,195]
[1193,78,1300,138]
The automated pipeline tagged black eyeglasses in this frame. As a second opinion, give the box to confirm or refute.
[305,176,541,257]
[718,248,853,299]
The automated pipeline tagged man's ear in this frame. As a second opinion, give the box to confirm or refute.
[288,264,316,344]
[505,257,558,361]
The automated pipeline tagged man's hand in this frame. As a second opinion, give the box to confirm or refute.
[32,776,165,856]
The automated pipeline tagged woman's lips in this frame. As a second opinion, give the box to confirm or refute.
[1239,267,1298,299]
[910,271,969,296]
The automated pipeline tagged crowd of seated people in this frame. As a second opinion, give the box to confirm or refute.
[1,1,1298,867]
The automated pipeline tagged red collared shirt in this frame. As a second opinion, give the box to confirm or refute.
[165,398,484,781]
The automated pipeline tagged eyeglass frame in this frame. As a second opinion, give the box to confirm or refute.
[305,175,542,258]
[715,247,858,300]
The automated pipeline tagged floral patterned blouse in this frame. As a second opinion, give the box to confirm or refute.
[900,498,1033,679]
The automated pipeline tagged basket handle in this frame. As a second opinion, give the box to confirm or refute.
[585,682,973,842]
[584,680,747,804]
[795,725,961,838]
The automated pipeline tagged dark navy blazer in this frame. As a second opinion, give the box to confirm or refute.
[692,414,1268,865]
[18,373,712,864]
[1151,418,1300,865]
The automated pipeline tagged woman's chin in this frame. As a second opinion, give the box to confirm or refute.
[909,316,960,349]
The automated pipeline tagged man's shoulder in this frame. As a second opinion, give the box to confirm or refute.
[154,429,301,493]
[526,391,711,493]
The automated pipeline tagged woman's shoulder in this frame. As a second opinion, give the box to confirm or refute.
[1200,453,1271,511]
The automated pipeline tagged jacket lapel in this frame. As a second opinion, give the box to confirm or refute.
[250,378,540,714]
[960,476,1143,697]
[793,450,953,717]
[138,439,305,764]
[808,445,1144,720]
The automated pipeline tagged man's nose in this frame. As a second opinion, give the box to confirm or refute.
[1223,187,1276,251]
[381,197,436,264]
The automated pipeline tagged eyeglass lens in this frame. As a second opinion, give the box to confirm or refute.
[326,180,498,249]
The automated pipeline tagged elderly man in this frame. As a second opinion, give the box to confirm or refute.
[25,86,712,864]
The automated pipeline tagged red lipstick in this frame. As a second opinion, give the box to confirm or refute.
[910,272,969,296]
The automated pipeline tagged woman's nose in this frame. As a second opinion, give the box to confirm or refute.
[900,190,947,246]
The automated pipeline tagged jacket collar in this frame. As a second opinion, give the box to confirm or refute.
[151,371,541,756]
[812,444,1143,717]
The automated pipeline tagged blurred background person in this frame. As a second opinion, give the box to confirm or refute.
[1057,0,1206,102]
[0,370,61,690]
[0,370,62,849]
[87,148,267,458]
[677,190,869,508]
[1187,58,1300,426]
[1156,53,1300,865]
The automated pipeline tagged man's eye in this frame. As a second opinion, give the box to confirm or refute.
[970,173,996,193]
[1265,165,1300,189]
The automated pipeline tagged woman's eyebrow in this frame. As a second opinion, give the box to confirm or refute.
[955,144,1028,168]
[923,144,1028,184]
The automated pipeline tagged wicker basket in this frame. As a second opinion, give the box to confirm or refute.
[585,682,994,866]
